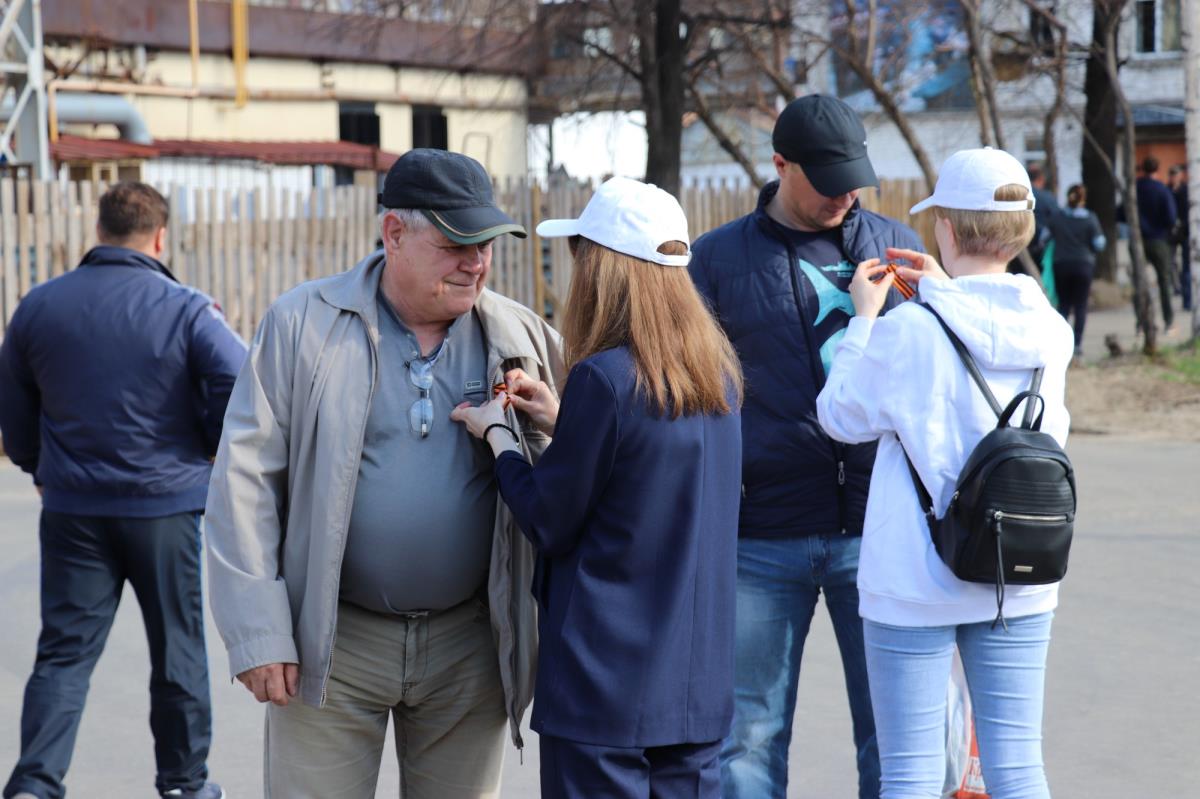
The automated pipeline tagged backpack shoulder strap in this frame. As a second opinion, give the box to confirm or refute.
[1021,367,1045,429]
[902,445,936,520]
[914,302,1004,418]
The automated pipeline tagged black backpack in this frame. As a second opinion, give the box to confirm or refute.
[902,303,1076,628]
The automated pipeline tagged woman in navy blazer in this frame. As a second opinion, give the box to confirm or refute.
[452,177,743,798]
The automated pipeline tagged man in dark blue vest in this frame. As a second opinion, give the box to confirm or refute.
[689,94,922,799]
[0,182,245,799]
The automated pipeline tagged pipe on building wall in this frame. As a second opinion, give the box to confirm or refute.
[1,92,153,143]
[51,79,526,112]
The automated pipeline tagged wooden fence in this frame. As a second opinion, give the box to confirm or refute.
[0,177,934,341]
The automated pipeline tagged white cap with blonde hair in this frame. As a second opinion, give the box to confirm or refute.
[910,148,1035,214]
[536,176,691,267]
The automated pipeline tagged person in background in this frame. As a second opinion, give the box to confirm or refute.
[1049,184,1106,358]
[452,177,744,798]
[817,147,1073,799]
[0,182,244,799]
[1026,161,1060,268]
[1134,156,1179,332]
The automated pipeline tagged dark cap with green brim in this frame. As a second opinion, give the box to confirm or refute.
[379,149,527,244]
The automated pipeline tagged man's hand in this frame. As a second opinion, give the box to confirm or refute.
[236,663,299,706]
[850,259,894,321]
[503,368,559,436]
[450,396,508,440]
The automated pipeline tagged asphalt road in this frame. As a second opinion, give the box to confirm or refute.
[1,433,1197,797]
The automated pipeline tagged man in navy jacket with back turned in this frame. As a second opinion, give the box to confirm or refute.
[0,182,244,799]
[689,94,922,799]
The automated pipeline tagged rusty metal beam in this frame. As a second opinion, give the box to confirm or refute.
[42,0,533,76]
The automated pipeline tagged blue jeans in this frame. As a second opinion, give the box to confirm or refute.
[863,613,1054,799]
[4,511,211,799]
[720,535,878,799]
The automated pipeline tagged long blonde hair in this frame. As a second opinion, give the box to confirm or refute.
[561,237,743,417]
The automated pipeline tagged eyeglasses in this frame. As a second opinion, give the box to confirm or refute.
[408,358,434,438]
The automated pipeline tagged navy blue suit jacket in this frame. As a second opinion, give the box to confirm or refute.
[495,347,742,747]
[0,245,246,516]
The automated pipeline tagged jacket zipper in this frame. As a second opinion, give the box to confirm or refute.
[835,445,848,535]
[992,510,1069,524]
[320,318,379,706]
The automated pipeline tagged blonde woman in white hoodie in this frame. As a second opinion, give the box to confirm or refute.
[816,148,1074,799]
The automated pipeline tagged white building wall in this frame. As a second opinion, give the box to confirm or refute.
[48,47,530,179]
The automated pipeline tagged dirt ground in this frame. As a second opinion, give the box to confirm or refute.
[1067,356,1200,440]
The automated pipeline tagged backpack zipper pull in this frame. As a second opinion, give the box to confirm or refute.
[837,460,846,486]
[991,511,1009,631]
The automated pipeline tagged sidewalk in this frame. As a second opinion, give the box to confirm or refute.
[1,434,1198,796]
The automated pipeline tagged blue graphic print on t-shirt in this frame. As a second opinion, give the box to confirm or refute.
[797,258,858,375]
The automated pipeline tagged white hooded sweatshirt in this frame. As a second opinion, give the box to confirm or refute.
[816,273,1075,627]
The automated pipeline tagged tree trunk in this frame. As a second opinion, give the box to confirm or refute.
[961,0,1007,150]
[640,0,684,196]
[1184,0,1200,342]
[1042,33,1068,196]
[1103,3,1158,354]
[966,38,996,147]
[1084,3,1121,282]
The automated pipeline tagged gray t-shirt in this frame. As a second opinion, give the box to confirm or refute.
[339,293,496,613]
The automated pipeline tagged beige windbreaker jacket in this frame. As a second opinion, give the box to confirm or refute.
[205,251,564,749]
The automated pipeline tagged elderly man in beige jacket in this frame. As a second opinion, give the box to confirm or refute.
[205,149,563,799]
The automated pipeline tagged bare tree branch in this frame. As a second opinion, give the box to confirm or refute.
[960,0,1006,150]
[687,84,766,189]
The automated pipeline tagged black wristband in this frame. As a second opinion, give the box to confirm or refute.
[483,422,520,446]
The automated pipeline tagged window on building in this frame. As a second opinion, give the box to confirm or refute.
[582,26,614,55]
[413,105,449,151]
[339,101,380,146]
[1024,133,1047,168]
[1028,2,1056,57]
[1135,0,1182,54]
[337,101,380,186]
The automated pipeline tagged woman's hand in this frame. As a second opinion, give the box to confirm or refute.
[502,368,559,436]
[450,396,509,442]
[886,247,949,287]
[849,259,894,321]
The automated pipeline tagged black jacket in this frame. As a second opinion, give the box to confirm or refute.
[689,182,923,538]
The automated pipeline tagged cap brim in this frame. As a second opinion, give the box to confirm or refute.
[909,196,936,215]
[534,218,581,238]
[424,207,527,245]
[804,155,879,197]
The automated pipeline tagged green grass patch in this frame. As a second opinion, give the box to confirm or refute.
[1159,343,1200,385]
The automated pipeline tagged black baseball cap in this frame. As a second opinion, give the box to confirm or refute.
[772,94,879,198]
[378,149,527,244]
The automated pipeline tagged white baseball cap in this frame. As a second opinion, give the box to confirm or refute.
[909,147,1036,215]
[535,177,691,267]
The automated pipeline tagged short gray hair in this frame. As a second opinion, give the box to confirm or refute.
[378,207,432,239]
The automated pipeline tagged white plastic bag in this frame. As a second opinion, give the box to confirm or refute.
[944,647,988,799]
